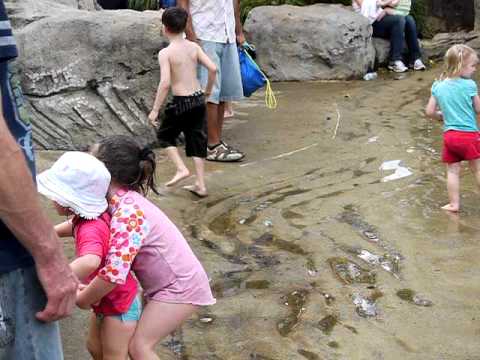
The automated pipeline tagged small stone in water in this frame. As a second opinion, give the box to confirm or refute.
[199,316,214,324]
[413,295,433,307]
[363,230,379,242]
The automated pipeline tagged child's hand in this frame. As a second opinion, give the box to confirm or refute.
[148,110,159,127]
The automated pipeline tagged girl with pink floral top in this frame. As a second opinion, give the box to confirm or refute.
[77,135,215,360]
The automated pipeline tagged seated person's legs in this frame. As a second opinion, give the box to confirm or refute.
[372,15,408,72]
[404,15,426,70]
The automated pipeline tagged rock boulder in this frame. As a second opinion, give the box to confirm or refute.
[243,4,376,81]
[8,0,164,150]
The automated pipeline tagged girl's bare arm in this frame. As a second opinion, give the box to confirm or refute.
[425,96,443,121]
[472,95,480,114]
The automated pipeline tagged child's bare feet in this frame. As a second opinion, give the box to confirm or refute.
[441,203,459,212]
[183,184,208,198]
[165,170,190,187]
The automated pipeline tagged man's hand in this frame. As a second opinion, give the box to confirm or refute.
[236,32,246,47]
[148,110,159,127]
[35,256,78,322]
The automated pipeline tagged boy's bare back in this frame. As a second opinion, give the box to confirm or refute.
[160,39,202,96]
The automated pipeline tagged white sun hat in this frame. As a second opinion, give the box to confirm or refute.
[37,151,111,219]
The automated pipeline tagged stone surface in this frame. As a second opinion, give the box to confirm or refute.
[372,37,390,66]
[243,4,375,81]
[8,0,164,149]
[476,0,480,32]
[424,0,474,34]
[422,31,480,60]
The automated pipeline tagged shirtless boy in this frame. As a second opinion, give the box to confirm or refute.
[148,7,216,198]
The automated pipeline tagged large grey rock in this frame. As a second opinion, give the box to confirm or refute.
[8,0,165,150]
[372,38,389,66]
[243,4,375,81]
[476,0,480,31]
[422,31,480,60]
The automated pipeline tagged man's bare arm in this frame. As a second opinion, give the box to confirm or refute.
[177,0,197,42]
[234,0,245,45]
[0,86,78,322]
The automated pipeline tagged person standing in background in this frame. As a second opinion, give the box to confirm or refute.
[178,0,246,162]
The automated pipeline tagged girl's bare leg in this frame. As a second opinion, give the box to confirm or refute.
[165,146,190,186]
[86,313,103,360]
[101,316,137,360]
[469,158,480,188]
[442,162,461,212]
[128,301,197,360]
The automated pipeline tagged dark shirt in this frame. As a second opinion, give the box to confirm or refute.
[0,0,35,273]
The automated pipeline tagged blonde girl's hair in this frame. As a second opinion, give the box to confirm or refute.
[440,44,478,80]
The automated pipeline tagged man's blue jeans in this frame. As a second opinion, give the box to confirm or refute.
[372,14,421,63]
[0,266,63,359]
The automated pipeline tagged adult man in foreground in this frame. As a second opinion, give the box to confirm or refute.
[0,1,78,358]
[178,0,246,162]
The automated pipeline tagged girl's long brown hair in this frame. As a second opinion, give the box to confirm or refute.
[94,135,159,196]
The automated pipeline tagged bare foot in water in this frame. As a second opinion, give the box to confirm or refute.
[441,203,459,212]
[165,170,190,187]
[183,184,208,198]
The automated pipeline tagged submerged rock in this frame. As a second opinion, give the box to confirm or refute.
[353,293,378,317]
[277,290,308,337]
[397,289,433,307]
[328,257,376,284]
[317,314,338,335]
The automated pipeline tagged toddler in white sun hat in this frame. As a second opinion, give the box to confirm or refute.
[36,151,140,360]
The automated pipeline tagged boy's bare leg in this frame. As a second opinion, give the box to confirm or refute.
[206,102,225,146]
[442,162,461,212]
[186,157,207,196]
[165,146,190,186]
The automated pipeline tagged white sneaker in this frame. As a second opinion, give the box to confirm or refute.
[388,60,408,73]
[413,58,426,71]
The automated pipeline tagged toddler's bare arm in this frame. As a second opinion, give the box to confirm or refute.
[55,220,73,237]
[70,255,101,283]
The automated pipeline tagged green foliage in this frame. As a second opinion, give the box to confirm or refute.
[128,0,159,11]
[240,0,350,23]
[410,0,430,38]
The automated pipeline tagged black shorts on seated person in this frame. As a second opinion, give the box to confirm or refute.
[156,91,207,158]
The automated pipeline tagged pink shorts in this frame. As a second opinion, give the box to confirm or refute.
[442,130,480,163]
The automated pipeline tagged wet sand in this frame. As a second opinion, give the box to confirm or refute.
[38,66,480,359]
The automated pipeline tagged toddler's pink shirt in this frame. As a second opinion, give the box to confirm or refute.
[98,190,215,306]
[74,212,138,315]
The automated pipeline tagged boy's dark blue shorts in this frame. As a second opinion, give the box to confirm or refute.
[156,91,207,158]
